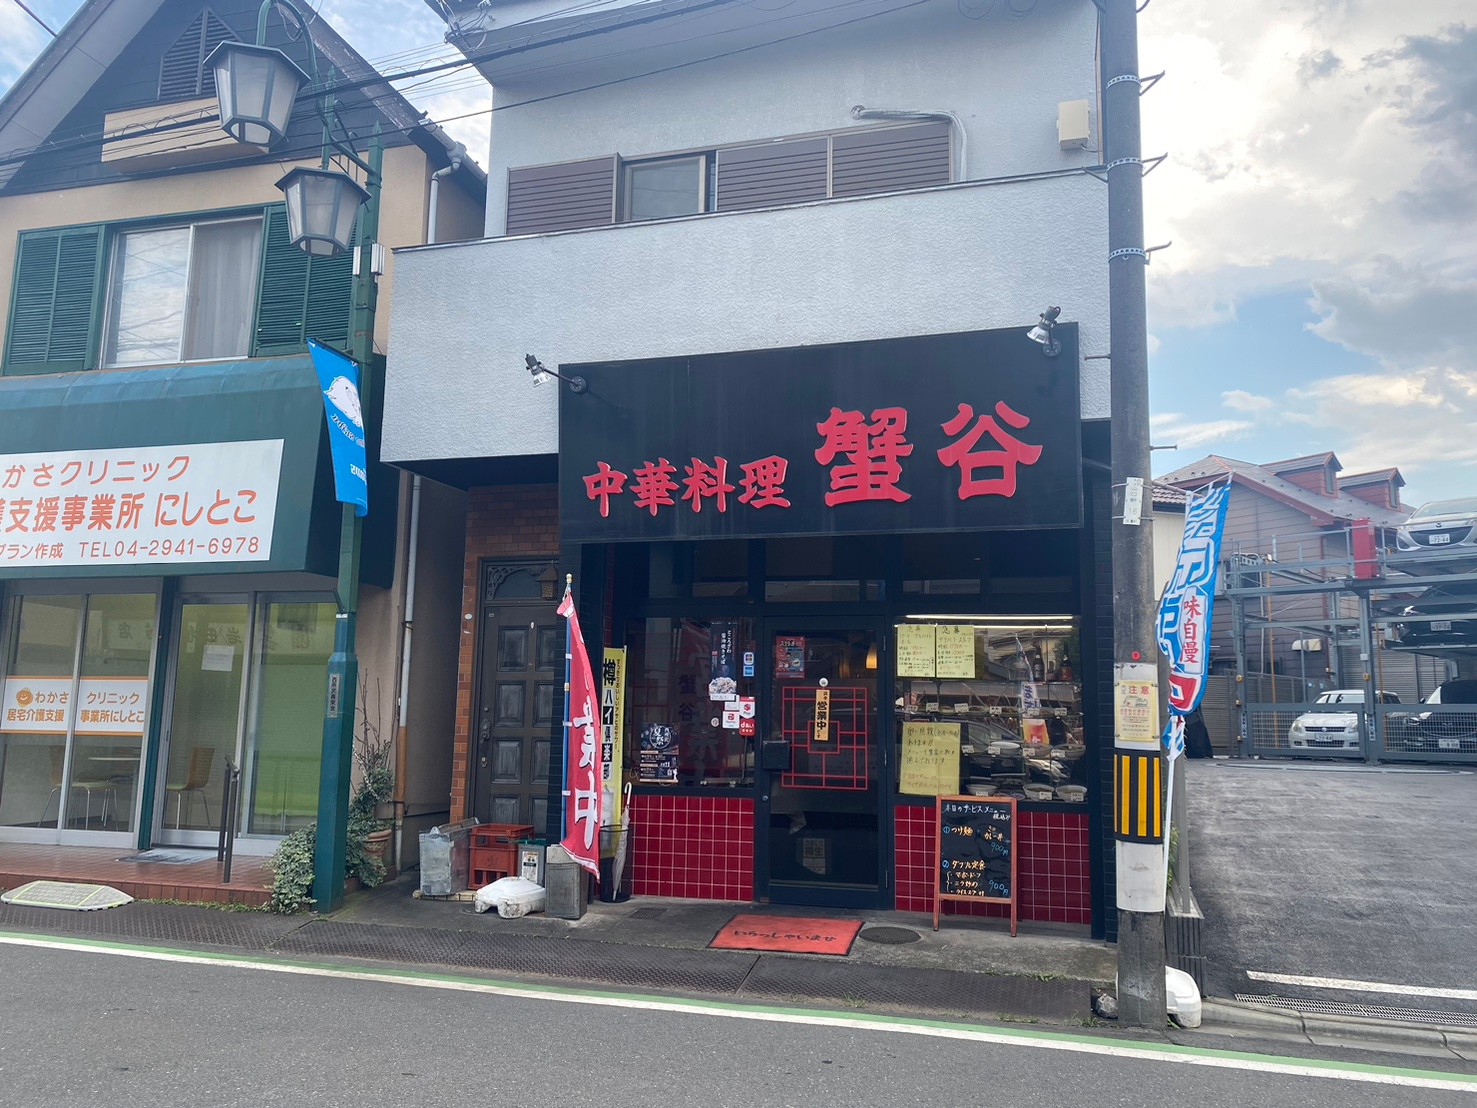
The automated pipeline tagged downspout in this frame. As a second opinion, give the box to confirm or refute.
[427,142,466,245]
[849,105,967,180]
[393,144,462,867]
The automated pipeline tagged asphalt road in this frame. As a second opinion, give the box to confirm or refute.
[1,940,1472,1107]
[1186,760,1477,1018]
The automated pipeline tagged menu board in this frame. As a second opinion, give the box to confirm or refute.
[934,795,1017,935]
[899,722,961,797]
[933,625,976,679]
[896,624,937,677]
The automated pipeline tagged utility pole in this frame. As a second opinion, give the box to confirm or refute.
[1103,0,1167,1026]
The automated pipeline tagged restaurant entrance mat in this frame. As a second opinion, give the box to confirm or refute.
[117,849,220,864]
[1,880,133,911]
[709,913,863,955]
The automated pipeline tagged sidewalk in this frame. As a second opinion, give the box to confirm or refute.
[0,874,1113,1027]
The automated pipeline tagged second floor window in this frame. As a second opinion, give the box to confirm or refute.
[621,155,711,222]
[103,217,262,367]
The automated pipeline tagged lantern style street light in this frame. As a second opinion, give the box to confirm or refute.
[276,166,371,256]
[208,40,307,148]
[209,0,383,913]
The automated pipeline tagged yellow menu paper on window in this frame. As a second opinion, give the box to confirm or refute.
[899,721,961,797]
[933,624,976,679]
[896,624,936,677]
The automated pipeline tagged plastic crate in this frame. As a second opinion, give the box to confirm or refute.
[468,824,533,888]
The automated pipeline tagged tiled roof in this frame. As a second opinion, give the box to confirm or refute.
[1152,481,1189,508]
[1158,454,1409,528]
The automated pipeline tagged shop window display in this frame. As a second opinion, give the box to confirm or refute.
[625,616,756,787]
[895,617,1085,804]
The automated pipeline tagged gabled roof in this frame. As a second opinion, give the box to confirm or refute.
[1339,467,1405,489]
[1158,454,1409,529]
[0,0,484,190]
[1263,451,1341,475]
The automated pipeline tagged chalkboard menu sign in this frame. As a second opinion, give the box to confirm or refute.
[934,796,1017,935]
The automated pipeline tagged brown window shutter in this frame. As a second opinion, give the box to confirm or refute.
[715,137,828,212]
[830,121,952,198]
[506,156,617,235]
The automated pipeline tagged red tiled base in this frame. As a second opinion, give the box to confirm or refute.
[894,806,1092,926]
[631,794,754,901]
[0,843,273,907]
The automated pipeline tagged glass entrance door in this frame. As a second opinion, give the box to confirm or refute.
[760,627,883,907]
[157,600,248,842]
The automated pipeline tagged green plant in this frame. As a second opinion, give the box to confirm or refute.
[265,824,317,914]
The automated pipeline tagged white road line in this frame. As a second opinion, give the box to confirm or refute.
[2,933,1475,1094]
[1247,971,1477,1002]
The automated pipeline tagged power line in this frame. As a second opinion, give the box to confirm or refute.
[8,0,56,36]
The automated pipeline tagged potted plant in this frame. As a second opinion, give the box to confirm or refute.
[349,677,395,884]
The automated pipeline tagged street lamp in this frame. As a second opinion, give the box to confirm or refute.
[210,0,382,914]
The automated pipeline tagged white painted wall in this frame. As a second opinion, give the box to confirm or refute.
[383,174,1108,464]
[484,0,1100,234]
[381,0,1109,464]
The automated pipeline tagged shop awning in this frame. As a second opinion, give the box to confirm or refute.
[0,358,365,580]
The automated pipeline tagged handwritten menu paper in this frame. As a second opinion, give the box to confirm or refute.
[900,722,961,797]
[933,625,976,679]
[896,624,937,677]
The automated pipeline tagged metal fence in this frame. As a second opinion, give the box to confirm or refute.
[1236,700,1477,764]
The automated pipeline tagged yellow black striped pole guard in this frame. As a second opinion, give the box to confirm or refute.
[1114,750,1163,843]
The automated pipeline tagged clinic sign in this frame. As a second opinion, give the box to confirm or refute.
[0,441,282,570]
[1,676,149,736]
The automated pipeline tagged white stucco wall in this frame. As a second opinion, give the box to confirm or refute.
[381,0,1109,464]
[383,173,1109,464]
[484,0,1100,234]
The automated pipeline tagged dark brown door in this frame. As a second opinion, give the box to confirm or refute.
[472,563,561,830]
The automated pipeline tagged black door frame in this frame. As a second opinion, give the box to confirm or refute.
[755,614,894,908]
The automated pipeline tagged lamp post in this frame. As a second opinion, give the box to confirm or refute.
[209,0,383,912]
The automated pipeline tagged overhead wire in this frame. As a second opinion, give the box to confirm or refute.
[0,0,942,175]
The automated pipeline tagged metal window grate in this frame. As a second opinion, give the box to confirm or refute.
[1235,993,1477,1028]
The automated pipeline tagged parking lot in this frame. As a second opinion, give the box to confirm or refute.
[1186,759,1477,1020]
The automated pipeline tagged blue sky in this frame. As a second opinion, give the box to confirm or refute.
[2,0,1473,508]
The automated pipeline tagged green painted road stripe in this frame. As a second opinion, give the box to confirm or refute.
[2,930,1474,1093]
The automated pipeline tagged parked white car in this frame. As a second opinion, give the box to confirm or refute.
[1289,689,1401,751]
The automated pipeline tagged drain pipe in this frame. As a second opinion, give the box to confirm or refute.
[393,473,421,871]
[850,105,967,180]
[427,142,466,245]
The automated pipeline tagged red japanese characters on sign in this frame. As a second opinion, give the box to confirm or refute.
[0,442,283,570]
[581,403,1042,519]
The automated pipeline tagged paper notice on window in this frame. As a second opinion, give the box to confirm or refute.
[201,644,235,672]
[933,625,976,679]
[896,624,936,677]
[899,721,961,797]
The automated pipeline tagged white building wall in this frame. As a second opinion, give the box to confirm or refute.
[381,0,1109,465]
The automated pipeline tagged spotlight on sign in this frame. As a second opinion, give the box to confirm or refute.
[525,354,586,393]
[1027,306,1062,358]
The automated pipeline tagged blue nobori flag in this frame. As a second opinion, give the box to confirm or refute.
[308,339,368,517]
[1156,483,1231,760]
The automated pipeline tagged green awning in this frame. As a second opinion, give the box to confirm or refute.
[0,358,361,580]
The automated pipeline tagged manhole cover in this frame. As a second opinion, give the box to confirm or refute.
[858,926,920,945]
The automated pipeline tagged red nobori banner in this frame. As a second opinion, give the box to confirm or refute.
[0,441,283,570]
[558,591,603,880]
[558,327,1081,543]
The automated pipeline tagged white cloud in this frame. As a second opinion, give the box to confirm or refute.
[1149,415,1254,450]
[1221,389,1273,413]
[1140,7,1477,349]
[0,3,47,89]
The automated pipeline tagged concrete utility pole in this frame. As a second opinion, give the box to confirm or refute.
[1103,0,1168,1026]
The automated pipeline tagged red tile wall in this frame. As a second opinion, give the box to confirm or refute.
[631,794,754,901]
[894,806,1092,926]
[451,485,559,823]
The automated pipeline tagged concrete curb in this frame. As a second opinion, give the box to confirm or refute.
[1202,998,1477,1061]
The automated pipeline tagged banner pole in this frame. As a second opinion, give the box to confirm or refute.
[561,574,573,825]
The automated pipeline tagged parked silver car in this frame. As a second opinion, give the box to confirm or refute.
[1289,689,1400,751]
[1393,498,1477,573]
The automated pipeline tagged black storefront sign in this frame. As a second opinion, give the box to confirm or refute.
[558,326,1081,543]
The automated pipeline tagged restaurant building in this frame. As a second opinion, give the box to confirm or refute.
[382,0,1118,934]
[0,0,481,864]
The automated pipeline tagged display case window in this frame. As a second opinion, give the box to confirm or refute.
[893,617,1085,805]
[624,616,756,787]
